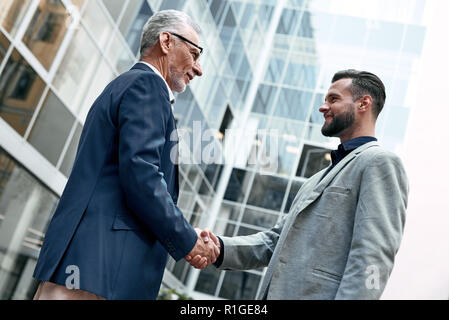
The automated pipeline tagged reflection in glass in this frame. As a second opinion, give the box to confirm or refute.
[274,87,312,121]
[60,122,82,177]
[0,148,58,299]
[82,0,113,48]
[195,267,222,296]
[296,144,331,178]
[247,174,288,211]
[102,0,124,20]
[251,84,277,115]
[241,207,279,229]
[52,25,101,116]
[77,60,114,122]
[119,0,143,38]
[106,32,135,75]
[0,49,46,136]
[284,180,303,213]
[224,169,253,203]
[219,271,260,300]
[0,31,11,66]
[27,91,75,166]
[0,0,32,37]
[22,0,70,70]
[122,0,153,56]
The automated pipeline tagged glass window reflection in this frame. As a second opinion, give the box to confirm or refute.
[27,90,75,166]
[0,31,11,66]
[219,271,261,300]
[0,0,32,37]
[0,49,46,136]
[247,174,288,211]
[22,0,70,70]
[60,122,82,177]
[0,148,58,300]
[274,88,312,121]
[52,25,101,116]
[296,144,331,178]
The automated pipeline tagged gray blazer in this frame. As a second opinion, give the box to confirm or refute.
[218,142,408,299]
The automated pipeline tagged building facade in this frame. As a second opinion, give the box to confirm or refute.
[0,0,427,299]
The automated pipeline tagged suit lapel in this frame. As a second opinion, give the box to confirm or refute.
[291,141,380,217]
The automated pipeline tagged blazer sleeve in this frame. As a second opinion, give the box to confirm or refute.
[335,151,409,299]
[117,73,197,261]
[217,215,287,270]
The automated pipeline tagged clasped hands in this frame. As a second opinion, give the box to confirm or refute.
[185,228,219,269]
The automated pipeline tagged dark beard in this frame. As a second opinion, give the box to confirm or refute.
[321,106,355,137]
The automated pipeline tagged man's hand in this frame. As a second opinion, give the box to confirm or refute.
[185,228,220,269]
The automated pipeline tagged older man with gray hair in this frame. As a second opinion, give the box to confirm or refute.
[32,10,218,300]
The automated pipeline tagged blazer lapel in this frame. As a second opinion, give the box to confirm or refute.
[291,141,380,217]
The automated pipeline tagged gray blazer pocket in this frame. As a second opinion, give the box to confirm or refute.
[324,186,351,195]
[311,268,342,283]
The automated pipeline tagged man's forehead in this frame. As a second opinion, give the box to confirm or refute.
[183,25,200,44]
[328,78,352,94]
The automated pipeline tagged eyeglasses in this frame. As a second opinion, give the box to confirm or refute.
[170,32,203,56]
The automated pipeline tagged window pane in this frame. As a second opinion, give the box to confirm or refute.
[105,31,135,74]
[102,0,124,21]
[0,0,32,37]
[22,0,70,70]
[195,267,222,296]
[0,31,11,66]
[284,180,303,212]
[59,122,82,177]
[0,148,59,300]
[0,49,46,136]
[241,207,279,229]
[119,0,143,37]
[219,271,261,300]
[224,169,253,203]
[265,119,304,176]
[274,88,312,121]
[78,59,114,122]
[27,91,75,166]
[296,144,331,178]
[82,0,114,49]
[123,0,153,56]
[52,25,102,116]
[247,174,288,211]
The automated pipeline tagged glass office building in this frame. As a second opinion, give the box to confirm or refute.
[0,0,427,299]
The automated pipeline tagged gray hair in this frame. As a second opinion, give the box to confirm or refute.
[140,10,201,56]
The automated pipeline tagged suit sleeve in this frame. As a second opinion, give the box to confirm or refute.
[118,74,197,261]
[335,152,408,299]
[217,215,287,270]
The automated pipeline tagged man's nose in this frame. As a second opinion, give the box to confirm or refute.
[319,103,329,113]
[193,60,203,77]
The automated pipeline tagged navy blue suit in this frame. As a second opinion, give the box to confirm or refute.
[33,63,197,299]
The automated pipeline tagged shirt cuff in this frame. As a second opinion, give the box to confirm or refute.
[213,236,224,268]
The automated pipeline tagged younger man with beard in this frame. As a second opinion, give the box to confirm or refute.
[192,69,409,300]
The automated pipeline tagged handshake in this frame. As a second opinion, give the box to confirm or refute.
[184,228,220,269]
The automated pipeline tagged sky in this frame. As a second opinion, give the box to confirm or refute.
[381,0,449,299]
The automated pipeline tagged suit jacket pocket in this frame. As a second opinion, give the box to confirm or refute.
[311,268,342,283]
[112,213,143,231]
[324,186,351,195]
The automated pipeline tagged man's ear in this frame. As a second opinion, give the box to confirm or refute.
[358,95,373,112]
[159,32,172,55]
